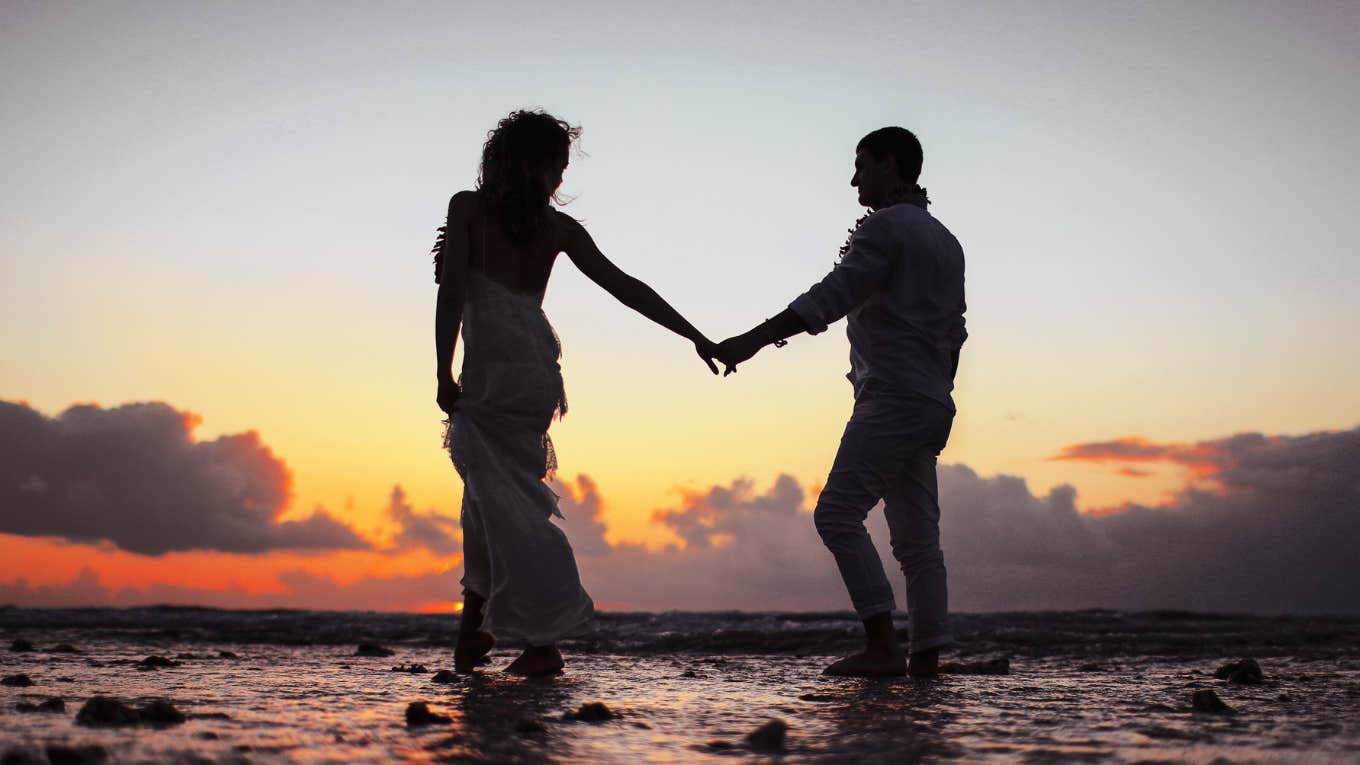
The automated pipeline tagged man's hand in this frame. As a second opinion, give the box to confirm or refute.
[694,339,721,375]
[437,377,461,416]
[714,332,764,376]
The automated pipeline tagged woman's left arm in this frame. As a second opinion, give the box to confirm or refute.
[435,191,476,413]
[561,215,719,374]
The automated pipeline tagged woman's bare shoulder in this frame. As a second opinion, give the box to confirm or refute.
[551,209,586,251]
[448,189,480,215]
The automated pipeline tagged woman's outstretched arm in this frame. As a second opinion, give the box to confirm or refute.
[561,216,719,374]
[435,191,477,414]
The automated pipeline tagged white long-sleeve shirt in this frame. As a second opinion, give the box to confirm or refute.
[788,201,967,410]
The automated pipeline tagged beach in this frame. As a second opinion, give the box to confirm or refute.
[2,608,1358,764]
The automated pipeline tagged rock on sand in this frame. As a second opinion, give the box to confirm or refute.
[43,743,108,765]
[746,719,788,753]
[565,702,617,722]
[1192,689,1234,714]
[1214,658,1264,685]
[75,696,186,727]
[1,674,34,687]
[15,697,65,713]
[355,643,395,658]
[405,701,452,726]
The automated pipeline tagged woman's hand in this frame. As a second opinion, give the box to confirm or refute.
[714,332,764,376]
[437,377,461,416]
[694,339,721,375]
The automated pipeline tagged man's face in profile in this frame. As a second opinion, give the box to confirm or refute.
[851,149,895,209]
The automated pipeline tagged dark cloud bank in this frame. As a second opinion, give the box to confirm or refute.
[0,400,368,555]
[3,398,1357,614]
[555,425,1359,614]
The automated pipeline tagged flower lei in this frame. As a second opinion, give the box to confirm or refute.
[837,185,930,261]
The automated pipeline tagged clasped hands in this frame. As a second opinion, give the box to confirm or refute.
[695,329,766,378]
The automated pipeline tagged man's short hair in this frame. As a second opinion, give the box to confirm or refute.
[857,127,923,184]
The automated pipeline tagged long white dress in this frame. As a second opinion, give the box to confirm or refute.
[444,269,595,645]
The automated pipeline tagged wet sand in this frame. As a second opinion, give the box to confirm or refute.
[2,609,1358,763]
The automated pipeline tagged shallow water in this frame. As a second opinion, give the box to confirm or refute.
[2,609,1358,763]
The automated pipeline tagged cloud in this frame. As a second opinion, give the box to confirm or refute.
[385,485,461,556]
[555,473,847,612]
[5,410,1356,615]
[0,400,370,556]
[1049,436,1227,478]
[554,426,1360,615]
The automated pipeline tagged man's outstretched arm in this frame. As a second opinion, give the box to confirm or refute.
[714,310,809,375]
[716,213,897,374]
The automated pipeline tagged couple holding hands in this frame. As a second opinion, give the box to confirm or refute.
[433,110,966,678]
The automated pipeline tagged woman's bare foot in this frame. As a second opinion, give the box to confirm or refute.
[822,647,907,677]
[504,645,564,676]
[907,647,940,677]
[454,630,495,673]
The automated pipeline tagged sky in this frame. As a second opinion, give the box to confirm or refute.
[2,1,1358,615]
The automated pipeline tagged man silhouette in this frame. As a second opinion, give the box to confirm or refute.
[715,127,966,676]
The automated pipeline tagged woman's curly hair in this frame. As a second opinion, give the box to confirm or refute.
[433,110,580,283]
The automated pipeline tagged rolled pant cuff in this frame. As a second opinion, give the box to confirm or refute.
[909,633,953,654]
[854,602,897,620]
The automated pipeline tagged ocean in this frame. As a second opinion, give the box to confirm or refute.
[1,607,1357,763]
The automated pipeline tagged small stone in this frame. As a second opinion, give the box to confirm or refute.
[196,732,220,741]
[42,744,107,765]
[706,740,735,750]
[139,699,187,725]
[680,669,699,678]
[355,643,395,658]
[1192,689,1234,714]
[15,697,64,714]
[76,696,141,727]
[1277,693,1292,702]
[1,674,33,687]
[431,670,457,684]
[405,701,452,726]
[745,719,788,753]
[1,746,42,765]
[9,639,34,653]
[939,658,1010,675]
[139,655,182,669]
[47,644,80,654]
[190,712,232,720]
[798,692,836,702]
[390,663,428,673]
[1214,658,1263,685]
[218,650,239,659]
[566,701,616,722]
[514,718,546,733]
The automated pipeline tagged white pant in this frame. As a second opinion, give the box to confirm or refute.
[813,384,954,653]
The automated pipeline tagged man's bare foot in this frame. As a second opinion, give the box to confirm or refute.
[505,645,564,676]
[907,647,940,677]
[822,649,907,677]
[454,630,495,673]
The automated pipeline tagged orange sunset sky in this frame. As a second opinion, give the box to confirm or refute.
[3,2,1358,614]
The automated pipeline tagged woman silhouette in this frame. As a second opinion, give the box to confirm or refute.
[433,110,718,675]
